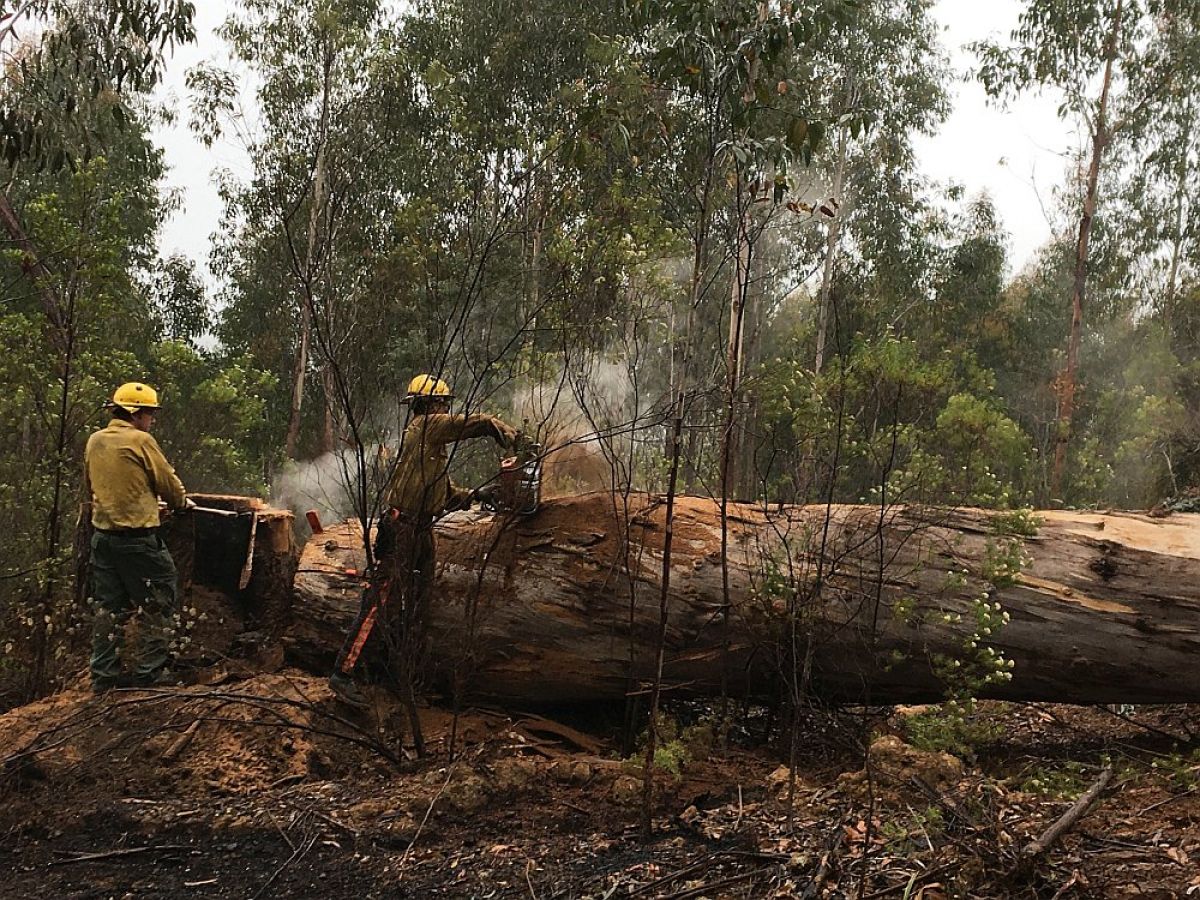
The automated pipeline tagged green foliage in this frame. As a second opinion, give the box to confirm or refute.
[756,328,1033,508]
[904,701,1003,758]
[0,1,195,173]
[878,805,945,853]
[1017,762,1093,799]
[621,714,705,779]
[147,342,278,495]
[1146,750,1200,792]
[990,508,1042,538]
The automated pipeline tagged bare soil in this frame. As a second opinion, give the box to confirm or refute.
[3,670,1200,898]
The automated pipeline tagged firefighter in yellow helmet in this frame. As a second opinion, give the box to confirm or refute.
[84,382,192,691]
[329,374,517,708]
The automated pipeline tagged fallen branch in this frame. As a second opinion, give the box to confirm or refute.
[1021,765,1115,860]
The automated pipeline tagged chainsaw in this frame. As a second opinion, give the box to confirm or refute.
[484,432,542,515]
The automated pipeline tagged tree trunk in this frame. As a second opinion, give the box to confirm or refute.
[286,492,1200,706]
[1049,0,1124,501]
[814,120,848,374]
[1163,114,1192,322]
[285,45,332,460]
[0,187,66,346]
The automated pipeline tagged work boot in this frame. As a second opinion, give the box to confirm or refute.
[329,671,369,709]
[132,667,181,688]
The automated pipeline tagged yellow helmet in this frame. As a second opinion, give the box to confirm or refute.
[406,374,452,400]
[111,382,161,413]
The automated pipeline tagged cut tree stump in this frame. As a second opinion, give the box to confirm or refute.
[284,493,1200,705]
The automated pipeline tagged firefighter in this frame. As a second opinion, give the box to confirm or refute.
[328,375,517,708]
[84,382,192,691]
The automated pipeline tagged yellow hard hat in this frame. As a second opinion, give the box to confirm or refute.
[406,374,452,400]
[111,382,161,413]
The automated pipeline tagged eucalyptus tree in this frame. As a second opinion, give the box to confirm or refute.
[796,0,950,373]
[0,0,195,696]
[623,0,871,832]
[974,0,1200,502]
[190,0,388,462]
[1108,12,1200,321]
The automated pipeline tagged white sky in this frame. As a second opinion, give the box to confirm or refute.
[152,0,1077,286]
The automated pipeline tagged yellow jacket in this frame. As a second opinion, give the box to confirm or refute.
[85,419,187,530]
[385,413,514,516]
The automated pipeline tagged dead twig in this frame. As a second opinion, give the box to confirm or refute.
[48,845,187,866]
[263,807,297,852]
[1021,765,1114,860]
[525,858,540,899]
[802,827,845,899]
[661,869,763,900]
[626,855,715,897]
[1091,704,1190,743]
[398,764,458,870]
[1137,786,1199,816]
[253,830,318,899]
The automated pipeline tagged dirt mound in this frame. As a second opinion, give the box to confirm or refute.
[0,672,390,828]
[838,734,966,804]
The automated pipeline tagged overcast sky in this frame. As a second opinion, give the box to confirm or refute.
[151,1,1076,286]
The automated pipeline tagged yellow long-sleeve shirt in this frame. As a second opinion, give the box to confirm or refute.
[85,419,187,530]
[385,413,514,516]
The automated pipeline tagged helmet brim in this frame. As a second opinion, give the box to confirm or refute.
[113,402,161,413]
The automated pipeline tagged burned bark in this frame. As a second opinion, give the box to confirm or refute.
[286,493,1200,706]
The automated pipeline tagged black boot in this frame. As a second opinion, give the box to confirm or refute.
[329,671,369,708]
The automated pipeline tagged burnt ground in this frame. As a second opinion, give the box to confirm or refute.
[3,673,1200,898]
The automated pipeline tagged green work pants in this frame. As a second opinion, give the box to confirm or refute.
[89,529,178,686]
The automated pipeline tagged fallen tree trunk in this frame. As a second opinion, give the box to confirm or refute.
[286,493,1200,705]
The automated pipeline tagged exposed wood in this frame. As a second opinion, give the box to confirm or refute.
[285,492,1200,706]
[160,720,202,764]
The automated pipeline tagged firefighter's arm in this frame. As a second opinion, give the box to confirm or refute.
[142,435,188,509]
[425,413,517,448]
[443,483,475,512]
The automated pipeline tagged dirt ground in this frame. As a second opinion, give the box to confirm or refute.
[3,670,1200,898]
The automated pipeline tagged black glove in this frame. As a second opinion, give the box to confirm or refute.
[491,420,518,449]
[473,483,501,511]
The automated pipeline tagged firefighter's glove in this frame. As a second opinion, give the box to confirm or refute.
[491,420,518,449]
[473,484,501,512]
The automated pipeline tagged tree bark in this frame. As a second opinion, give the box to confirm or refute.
[286,492,1200,706]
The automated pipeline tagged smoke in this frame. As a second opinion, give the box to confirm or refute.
[511,360,648,497]
[274,360,653,532]
[272,446,390,533]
